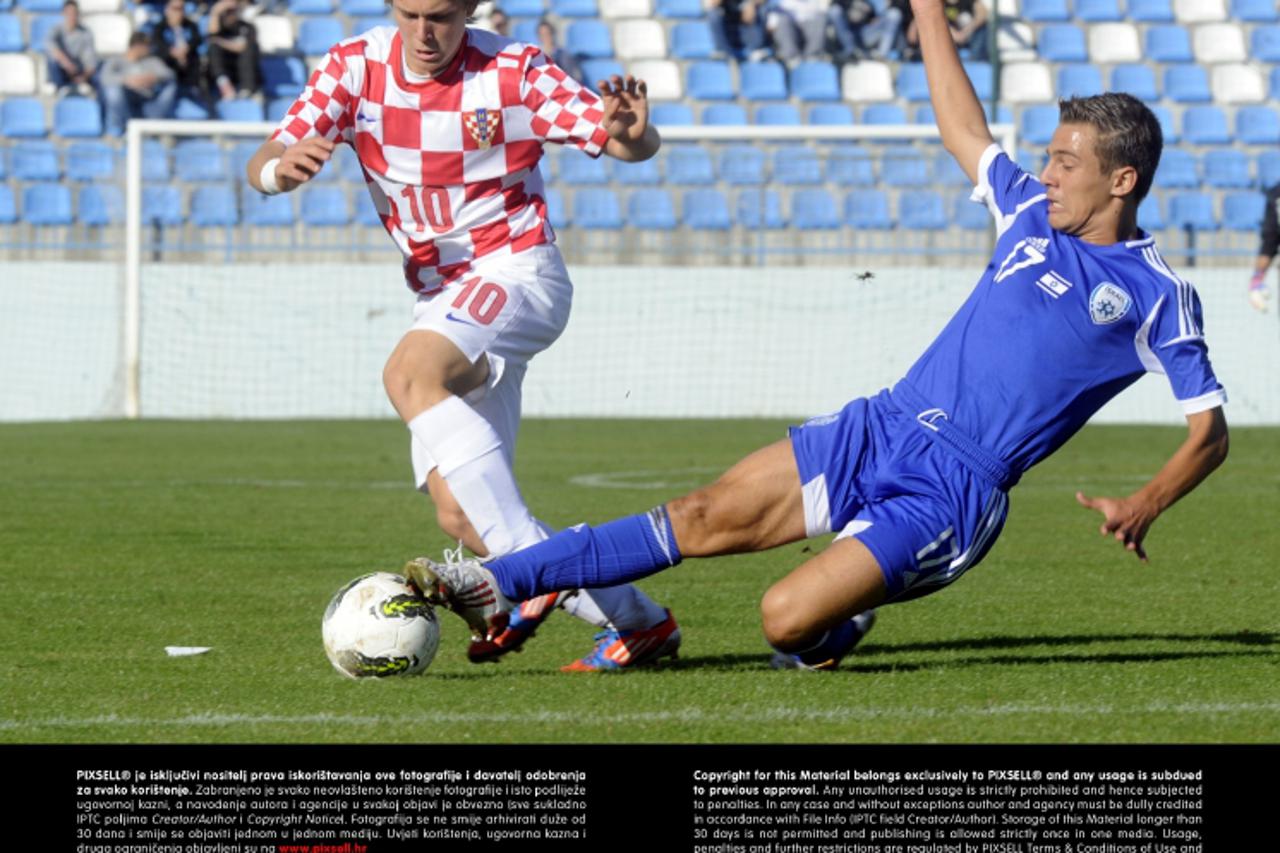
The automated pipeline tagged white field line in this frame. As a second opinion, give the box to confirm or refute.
[3,702,1279,732]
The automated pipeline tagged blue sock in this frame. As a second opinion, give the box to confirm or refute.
[776,619,861,667]
[490,507,682,601]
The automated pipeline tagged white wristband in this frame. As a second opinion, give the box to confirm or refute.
[258,157,282,195]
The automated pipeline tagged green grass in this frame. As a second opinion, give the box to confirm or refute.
[0,419,1277,744]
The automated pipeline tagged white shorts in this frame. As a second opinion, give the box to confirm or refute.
[408,244,573,484]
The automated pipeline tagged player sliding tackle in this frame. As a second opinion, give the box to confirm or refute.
[410,0,1231,670]
[245,0,682,671]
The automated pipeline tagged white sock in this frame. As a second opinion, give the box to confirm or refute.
[407,396,543,556]
[561,585,670,631]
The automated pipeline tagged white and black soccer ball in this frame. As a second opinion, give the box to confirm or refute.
[322,572,440,678]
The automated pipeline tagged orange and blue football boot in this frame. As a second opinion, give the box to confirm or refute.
[467,592,564,663]
[561,609,682,672]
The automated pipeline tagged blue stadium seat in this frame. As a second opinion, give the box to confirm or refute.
[1128,0,1174,21]
[559,149,608,184]
[579,59,624,86]
[687,61,735,101]
[1146,27,1193,63]
[551,0,598,16]
[1,97,46,137]
[627,188,677,230]
[141,139,170,182]
[718,145,767,185]
[1201,150,1251,189]
[1251,26,1280,61]
[1236,107,1280,145]
[0,13,24,51]
[1037,26,1087,62]
[656,0,704,16]
[771,146,822,185]
[17,0,63,11]
[544,188,568,229]
[1019,104,1059,145]
[349,16,393,34]
[738,61,787,100]
[174,96,211,121]
[809,104,854,125]
[243,192,294,227]
[1057,64,1104,98]
[682,189,731,230]
[77,185,122,226]
[861,104,906,125]
[216,98,265,122]
[1167,193,1217,231]
[1181,106,1229,145]
[1138,196,1165,231]
[665,146,715,185]
[1222,193,1265,231]
[1273,67,1280,100]
[954,192,991,230]
[915,105,937,125]
[670,21,715,60]
[65,141,115,182]
[301,186,350,225]
[190,185,239,227]
[261,55,308,99]
[1164,65,1211,103]
[143,185,184,226]
[28,13,59,49]
[895,63,930,102]
[1151,105,1178,143]
[651,103,694,125]
[175,140,227,183]
[1110,64,1159,101]
[1019,0,1070,21]
[1232,0,1279,22]
[572,187,622,228]
[844,190,892,229]
[340,0,385,13]
[1075,0,1121,21]
[790,189,840,230]
[502,0,546,15]
[290,0,333,14]
[701,103,747,124]
[0,185,14,223]
[881,145,929,186]
[512,19,539,43]
[1258,152,1280,188]
[827,147,875,186]
[11,139,59,179]
[899,191,947,230]
[298,18,344,56]
[565,20,612,58]
[933,151,969,187]
[611,156,660,186]
[790,62,840,101]
[964,62,993,101]
[735,189,785,229]
[754,104,800,125]
[1154,149,1198,188]
[22,182,72,225]
[266,97,294,122]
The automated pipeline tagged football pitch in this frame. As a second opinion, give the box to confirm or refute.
[0,418,1276,745]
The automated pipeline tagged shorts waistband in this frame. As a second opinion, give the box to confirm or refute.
[890,380,1020,491]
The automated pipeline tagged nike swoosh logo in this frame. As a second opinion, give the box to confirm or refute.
[357,113,378,123]
[445,313,475,326]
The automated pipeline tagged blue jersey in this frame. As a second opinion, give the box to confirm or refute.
[900,145,1226,477]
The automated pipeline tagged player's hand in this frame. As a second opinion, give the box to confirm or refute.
[1074,491,1157,562]
[598,74,649,145]
[1248,272,1268,312]
[276,137,336,192]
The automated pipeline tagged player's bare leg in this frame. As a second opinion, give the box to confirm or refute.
[424,469,485,555]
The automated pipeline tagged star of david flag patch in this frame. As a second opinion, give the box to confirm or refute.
[1089,282,1132,325]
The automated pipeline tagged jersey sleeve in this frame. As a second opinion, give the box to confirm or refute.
[968,144,1047,238]
[1140,282,1227,414]
[1260,184,1280,259]
[272,44,362,146]
[520,48,610,157]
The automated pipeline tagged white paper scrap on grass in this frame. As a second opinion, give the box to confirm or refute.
[164,646,212,657]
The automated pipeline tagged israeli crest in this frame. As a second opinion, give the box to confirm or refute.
[463,108,500,149]
[1088,282,1131,325]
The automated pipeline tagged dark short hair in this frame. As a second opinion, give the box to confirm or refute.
[1058,93,1163,203]
[62,0,78,9]
[129,31,149,47]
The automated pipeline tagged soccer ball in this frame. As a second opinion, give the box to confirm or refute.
[322,572,440,678]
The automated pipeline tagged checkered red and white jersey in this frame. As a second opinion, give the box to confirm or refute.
[273,26,611,293]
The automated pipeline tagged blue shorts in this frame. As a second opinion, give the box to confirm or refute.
[788,388,1009,603]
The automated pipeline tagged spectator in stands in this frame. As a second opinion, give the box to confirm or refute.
[707,0,771,63]
[767,0,832,66]
[536,19,583,83]
[99,31,178,136]
[487,6,510,36]
[150,0,205,99]
[903,0,987,60]
[207,0,262,101]
[1249,183,1280,312]
[44,0,99,98]
[828,0,904,61]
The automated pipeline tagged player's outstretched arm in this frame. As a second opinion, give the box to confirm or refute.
[910,0,994,184]
[598,75,661,163]
[245,137,336,195]
[1075,407,1228,562]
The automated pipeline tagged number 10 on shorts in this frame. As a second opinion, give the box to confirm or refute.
[452,277,508,326]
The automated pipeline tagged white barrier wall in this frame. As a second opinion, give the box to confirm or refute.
[1,262,1276,424]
